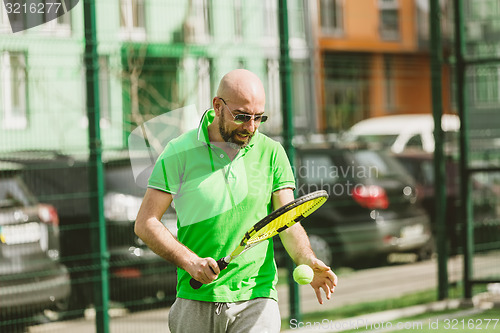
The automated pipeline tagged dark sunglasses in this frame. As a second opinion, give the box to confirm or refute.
[219,97,268,124]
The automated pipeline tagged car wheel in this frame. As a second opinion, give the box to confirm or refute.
[416,238,435,261]
[52,283,89,320]
[126,292,172,313]
[309,234,333,267]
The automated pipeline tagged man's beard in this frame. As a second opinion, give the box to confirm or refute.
[218,111,254,148]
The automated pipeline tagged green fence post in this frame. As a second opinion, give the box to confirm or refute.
[83,0,110,332]
[430,0,448,300]
[278,0,300,323]
[453,0,473,300]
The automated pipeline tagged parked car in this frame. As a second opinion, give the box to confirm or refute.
[103,155,177,310]
[0,162,71,331]
[0,151,177,317]
[288,146,434,268]
[341,114,460,153]
[394,151,500,254]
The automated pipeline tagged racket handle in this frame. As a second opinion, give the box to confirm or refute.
[189,258,229,289]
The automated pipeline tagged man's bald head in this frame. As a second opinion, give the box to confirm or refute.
[216,69,266,107]
[209,69,267,149]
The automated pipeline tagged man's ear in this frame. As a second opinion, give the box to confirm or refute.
[213,97,222,116]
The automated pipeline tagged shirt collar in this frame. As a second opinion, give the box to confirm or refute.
[197,109,213,145]
[196,108,258,150]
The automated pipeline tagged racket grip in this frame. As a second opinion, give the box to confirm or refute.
[189,258,229,289]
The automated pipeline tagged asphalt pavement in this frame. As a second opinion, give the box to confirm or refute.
[26,254,498,333]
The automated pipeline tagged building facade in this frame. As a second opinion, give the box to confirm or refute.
[0,0,317,154]
[314,0,455,133]
[4,0,493,151]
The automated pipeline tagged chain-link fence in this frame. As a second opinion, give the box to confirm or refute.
[452,0,500,298]
[1,1,314,331]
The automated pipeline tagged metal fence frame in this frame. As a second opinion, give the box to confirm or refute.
[431,0,500,301]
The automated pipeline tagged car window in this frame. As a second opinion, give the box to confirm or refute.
[406,134,423,149]
[444,130,459,153]
[396,157,435,185]
[396,158,415,176]
[105,166,145,197]
[354,134,398,150]
[420,160,435,185]
[352,151,408,178]
[0,178,34,208]
[298,155,339,184]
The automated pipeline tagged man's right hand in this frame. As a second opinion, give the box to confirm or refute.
[186,257,220,285]
[135,189,220,285]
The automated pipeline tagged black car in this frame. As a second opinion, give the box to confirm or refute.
[103,155,177,309]
[291,146,434,267]
[0,151,177,317]
[0,163,71,331]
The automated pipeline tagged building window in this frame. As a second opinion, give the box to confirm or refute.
[0,3,11,33]
[292,60,313,132]
[56,11,71,26]
[1,52,28,130]
[233,0,243,41]
[378,0,400,41]
[119,0,146,40]
[323,53,369,132]
[197,58,212,111]
[39,0,72,35]
[79,56,112,129]
[136,57,180,117]
[184,0,212,44]
[263,0,278,40]
[320,0,344,36]
[465,0,500,46]
[2,0,26,32]
[237,59,246,69]
[474,65,500,106]
[0,0,27,32]
[265,59,281,135]
[98,56,111,127]
[1,0,71,34]
[289,0,306,40]
[384,55,396,112]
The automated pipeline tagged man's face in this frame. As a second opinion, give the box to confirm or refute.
[218,98,265,148]
[218,109,255,148]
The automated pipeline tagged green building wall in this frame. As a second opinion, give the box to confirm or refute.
[1,0,314,155]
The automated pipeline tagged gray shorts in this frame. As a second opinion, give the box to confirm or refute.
[168,297,281,333]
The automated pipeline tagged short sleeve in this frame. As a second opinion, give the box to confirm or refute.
[272,143,296,192]
[148,142,183,195]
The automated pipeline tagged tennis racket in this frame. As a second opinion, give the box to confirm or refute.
[189,190,328,289]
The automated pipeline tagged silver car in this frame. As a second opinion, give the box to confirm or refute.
[0,165,71,331]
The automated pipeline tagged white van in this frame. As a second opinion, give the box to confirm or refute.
[342,114,460,153]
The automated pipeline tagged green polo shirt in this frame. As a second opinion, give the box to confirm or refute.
[148,109,295,302]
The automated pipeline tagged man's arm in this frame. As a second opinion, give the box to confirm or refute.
[273,188,338,304]
[134,188,220,284]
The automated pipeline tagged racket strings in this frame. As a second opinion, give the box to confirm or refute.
[247,199,323,245]
[248,216,287,244]
[301,196,328,218]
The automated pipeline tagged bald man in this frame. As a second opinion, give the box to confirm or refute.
[135,69,337,333]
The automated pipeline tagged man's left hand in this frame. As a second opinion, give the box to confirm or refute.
[309,258,337,304]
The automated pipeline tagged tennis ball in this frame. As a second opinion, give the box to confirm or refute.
[293,264,314,285]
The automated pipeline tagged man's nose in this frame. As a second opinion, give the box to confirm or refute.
[243,118,257,132]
